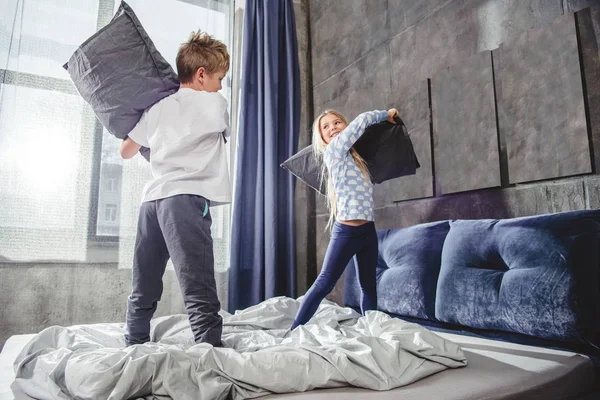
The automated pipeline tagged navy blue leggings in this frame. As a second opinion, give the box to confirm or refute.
[292,221,378,329]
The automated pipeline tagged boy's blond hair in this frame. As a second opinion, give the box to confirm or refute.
[176,30,230,83]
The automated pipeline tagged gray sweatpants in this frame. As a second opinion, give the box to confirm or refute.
[125,194,222,346]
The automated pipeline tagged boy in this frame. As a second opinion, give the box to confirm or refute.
[119,31,231,347]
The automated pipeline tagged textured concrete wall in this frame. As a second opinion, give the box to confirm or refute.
[0,264,188,351]
[308,0,600,305]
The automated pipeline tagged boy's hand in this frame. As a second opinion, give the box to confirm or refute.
[387,108,399,124]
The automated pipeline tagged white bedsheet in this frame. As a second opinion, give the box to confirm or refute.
[11,297,467,400]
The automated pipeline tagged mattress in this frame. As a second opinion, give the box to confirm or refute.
[0,334,35,400]
[1,330,594,400]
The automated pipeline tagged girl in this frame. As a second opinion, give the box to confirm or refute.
[291,108,399,329]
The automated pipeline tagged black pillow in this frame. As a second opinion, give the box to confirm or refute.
[354,118,420,183]
[64,1,180,160]
[281,117,419,195]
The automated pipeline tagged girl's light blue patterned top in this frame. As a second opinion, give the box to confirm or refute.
[323,110,388,221]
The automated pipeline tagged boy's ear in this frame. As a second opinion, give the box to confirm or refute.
[196,67,206,83]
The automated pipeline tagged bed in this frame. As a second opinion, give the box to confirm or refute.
[2,210,600,399]
[0,310,595,400]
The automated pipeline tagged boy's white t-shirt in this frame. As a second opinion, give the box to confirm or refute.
[128,88,231,205]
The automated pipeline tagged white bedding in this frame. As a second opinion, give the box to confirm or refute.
[3,297,595,400]
[9,297,467,400]
[4,333,595,400]
[263,332,596,400]
[1,334,34,400]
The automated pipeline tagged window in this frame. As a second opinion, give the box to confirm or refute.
[104,204,117,222]
[105,178,117,193]
[0,0,101,262]
[0,0,235,267]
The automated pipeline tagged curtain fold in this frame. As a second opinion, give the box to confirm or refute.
[228,0,300,312]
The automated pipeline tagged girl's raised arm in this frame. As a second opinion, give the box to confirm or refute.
[328,110,389,155]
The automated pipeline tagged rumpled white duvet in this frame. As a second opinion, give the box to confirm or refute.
[14,297,467,400]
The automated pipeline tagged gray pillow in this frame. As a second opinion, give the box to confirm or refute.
[281,117,419,195]
[281,146,327,195]
[64,1,180,160]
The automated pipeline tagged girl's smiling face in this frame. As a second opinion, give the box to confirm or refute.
[319,113,347,144]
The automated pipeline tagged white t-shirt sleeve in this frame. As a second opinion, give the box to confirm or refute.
[223,106,231,139]
[127,110,150,148]
[207,92,230,139]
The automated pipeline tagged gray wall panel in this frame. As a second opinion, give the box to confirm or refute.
[309,0,389,86]
[432,51,500,194]
[494,14,591,183]
[577,7,600,174]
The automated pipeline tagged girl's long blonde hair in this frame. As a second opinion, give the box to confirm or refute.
[312,110,370,229]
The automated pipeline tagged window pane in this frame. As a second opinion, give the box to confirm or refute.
[121,0,232,100]
[0,84,95,261]
[212,205,231,272]
[3,0,99,79]
[120,0,229,66]
[0,0,19,69]
[96,128,123,237]
[104,204,117,222]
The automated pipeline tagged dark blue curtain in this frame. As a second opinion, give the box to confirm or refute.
[228,0,300,312]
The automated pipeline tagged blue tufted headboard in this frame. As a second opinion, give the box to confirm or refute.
[344,210,600,354]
